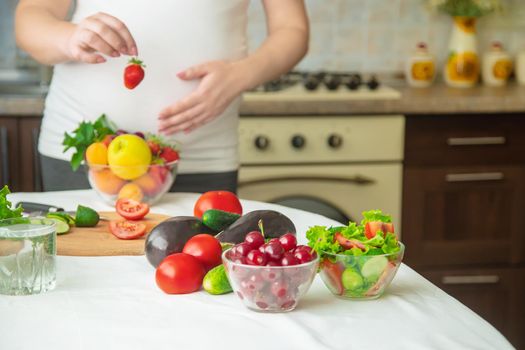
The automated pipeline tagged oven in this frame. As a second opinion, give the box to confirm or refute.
[238,115,405,227]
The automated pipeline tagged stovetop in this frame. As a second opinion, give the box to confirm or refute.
[245,71,401,101]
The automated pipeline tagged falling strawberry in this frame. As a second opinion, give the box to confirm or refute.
[124,58,145,89]
[160,146,180,163]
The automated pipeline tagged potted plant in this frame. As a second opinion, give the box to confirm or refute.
[428,0,502,88]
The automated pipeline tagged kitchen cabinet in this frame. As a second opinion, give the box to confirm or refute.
[403,114,525,348]
[0,117,20,190]
[0,116,42,192]
[423,267,525,350]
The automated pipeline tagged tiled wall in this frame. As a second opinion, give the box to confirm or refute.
[2,0,524,74]
[248,0,525,73]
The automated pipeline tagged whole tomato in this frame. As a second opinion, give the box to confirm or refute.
[182,234,222,271]
[194,191,242,218]
[155,253,206,294]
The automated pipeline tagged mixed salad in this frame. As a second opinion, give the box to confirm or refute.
[306,210,404,298]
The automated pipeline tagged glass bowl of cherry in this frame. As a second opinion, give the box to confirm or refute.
[222,231,319,313]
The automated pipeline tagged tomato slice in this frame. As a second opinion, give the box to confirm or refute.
[320,259,344,296]
[334,232,366,251]
[109,220,147,240]
[116,198,150,220]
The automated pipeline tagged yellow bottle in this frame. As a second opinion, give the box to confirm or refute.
[482,41,513,87]
[406,42,435,88]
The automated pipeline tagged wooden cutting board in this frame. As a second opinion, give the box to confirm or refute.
[57,211,170,256]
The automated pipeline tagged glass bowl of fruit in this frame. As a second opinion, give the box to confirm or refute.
[307,210,404,300]
[84,132,179,205]
[222,232,319,313]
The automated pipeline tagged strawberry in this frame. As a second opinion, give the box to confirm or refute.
[147,140,161,156]
[160,146,180,163]
[124,58,145,89]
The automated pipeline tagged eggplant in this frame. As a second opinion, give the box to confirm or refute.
[145,216,216,267]
[215,210,296,244]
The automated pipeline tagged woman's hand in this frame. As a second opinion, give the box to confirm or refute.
[65,12,137,64]
[158,60,247,135]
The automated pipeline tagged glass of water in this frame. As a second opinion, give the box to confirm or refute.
[0,217,56,295]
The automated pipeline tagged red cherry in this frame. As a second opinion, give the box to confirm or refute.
[264,241,285,261]
[271,279,289,298]
[279,233,297,251]
[294,249,313,263]
[245,231,265,249]
[258,243,268,254]
[234,242,251,257]
[266,260,281,267]
[246,250,268,266]
[281,252,300,266]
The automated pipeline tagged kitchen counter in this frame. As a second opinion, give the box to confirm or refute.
[2,82,525,117]
[1,190,515,350]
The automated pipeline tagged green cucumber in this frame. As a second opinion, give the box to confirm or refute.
[361,256,388,282]
[48,218,70,235]
[202,209,241,232]
[342,267,364,291]
[203,265,232,295]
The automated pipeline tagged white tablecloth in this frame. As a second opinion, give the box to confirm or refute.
[1,191,514,350]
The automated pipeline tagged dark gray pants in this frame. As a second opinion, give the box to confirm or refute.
[40,154,238,194]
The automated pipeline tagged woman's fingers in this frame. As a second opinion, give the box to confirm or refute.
[79,30,119,57]
[94,13,138,55]
[83,18,127,55]
[158,93,201,120]
[158,103,206,135]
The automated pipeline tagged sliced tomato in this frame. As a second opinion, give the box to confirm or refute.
[320,259,344,296]
[364,221,383,239]
[109,220,147,240]
[383,223,395,234]
[116,198,150,220]
[334,232,366,251]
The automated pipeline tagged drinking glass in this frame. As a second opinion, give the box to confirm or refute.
[0,217,56,295]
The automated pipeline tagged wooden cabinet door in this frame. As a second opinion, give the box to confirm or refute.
[422,267,525,349]
[18,118,43,192]
[403,165,525,267]
[0,118,19,190]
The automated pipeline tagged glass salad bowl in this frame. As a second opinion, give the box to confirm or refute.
[318,243,405,300]
[222,248,319,313]
[86,161,178,205]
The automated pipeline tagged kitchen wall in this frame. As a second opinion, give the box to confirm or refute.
[2,0,524,75]
[248,0,525,74]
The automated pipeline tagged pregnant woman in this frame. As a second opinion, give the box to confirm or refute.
[15,0,308,193]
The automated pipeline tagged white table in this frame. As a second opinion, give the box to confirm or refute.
[1,191,514,350]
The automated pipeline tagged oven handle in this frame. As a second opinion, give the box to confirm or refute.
[238,175,376,188]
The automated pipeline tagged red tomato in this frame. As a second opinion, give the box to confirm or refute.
[115,198,150,220]
[364,222,395,239]
[193,191,242,218]
[155,253,206,294]
[334,232,366,251]
[320,259,344,295]
[182,234,222,271]
[109,220,147,240]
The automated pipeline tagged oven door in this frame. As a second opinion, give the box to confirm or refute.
[238,163,402,229]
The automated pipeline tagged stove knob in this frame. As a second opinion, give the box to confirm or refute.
[327,134,343,149]
[345,74,362,90]
[291,135,306,149]
[254,135,270,150]
[367,76,380,90]
[325,75,341,90]
[304,76,319,91]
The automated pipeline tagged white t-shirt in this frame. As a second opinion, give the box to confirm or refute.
[40,0,249,174]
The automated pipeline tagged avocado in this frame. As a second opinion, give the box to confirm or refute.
[215,210,296,244]
[202,209,241,232]
[203,264,232,295]
[145,216,216,268]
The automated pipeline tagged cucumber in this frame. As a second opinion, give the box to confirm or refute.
[202,209,241,232]
[342,267,364,291]
[48,218,70,235]
[203,265,232,295]
[361,256,388,282]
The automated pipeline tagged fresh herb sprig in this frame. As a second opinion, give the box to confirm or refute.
[62,114,116,171]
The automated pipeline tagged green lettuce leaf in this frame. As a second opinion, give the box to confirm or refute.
[306,225,340,255]
[363,232,385,247]
[382,232,401,254]
[361,210,392,224]
[0,185,23,220]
